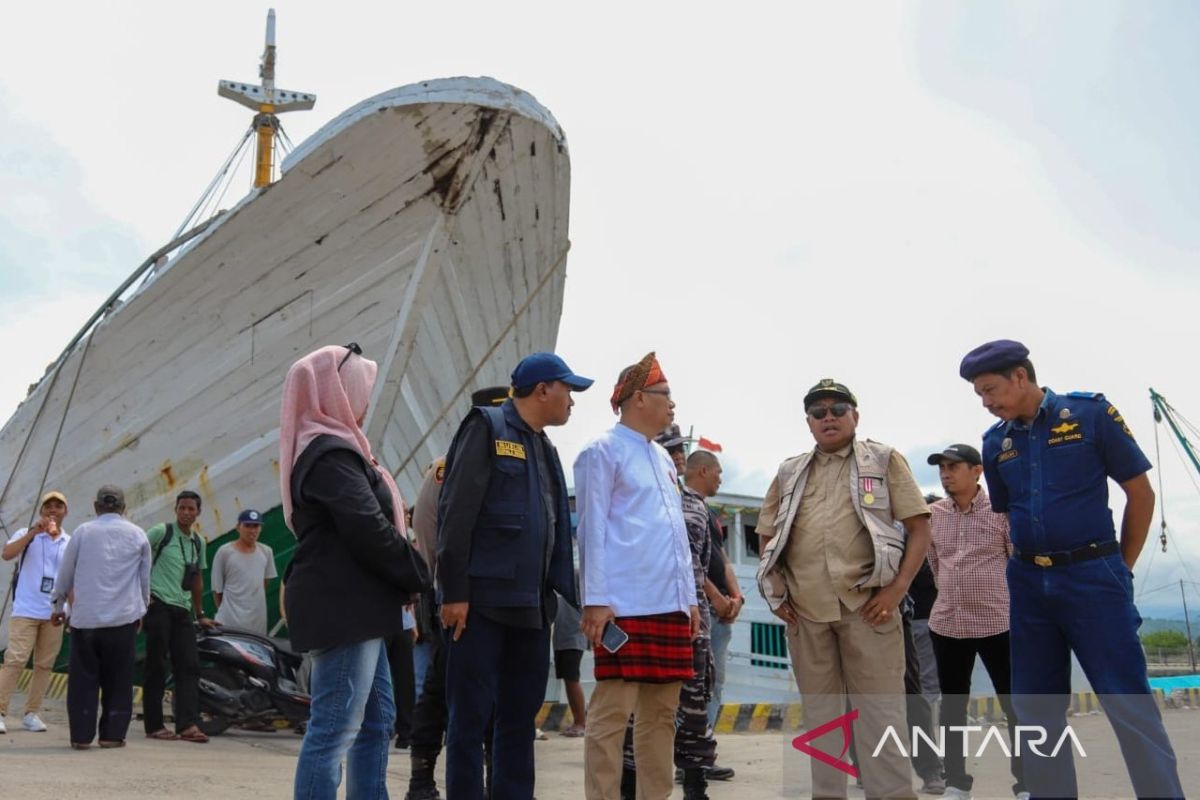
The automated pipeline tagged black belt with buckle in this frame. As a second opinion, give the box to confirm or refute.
[1015,540,1120,567]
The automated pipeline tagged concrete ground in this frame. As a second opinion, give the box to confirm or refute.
[2,698,1198,798]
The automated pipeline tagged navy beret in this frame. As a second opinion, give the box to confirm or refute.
[959,339,1030,380]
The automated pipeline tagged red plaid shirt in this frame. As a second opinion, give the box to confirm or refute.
[928,489,1012,639]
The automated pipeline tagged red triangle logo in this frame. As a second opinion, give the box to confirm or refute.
[791,708,859,779]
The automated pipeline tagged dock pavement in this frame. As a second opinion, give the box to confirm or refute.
[2,697,1198,798]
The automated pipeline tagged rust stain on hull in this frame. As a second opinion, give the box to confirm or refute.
[197,466,223,533]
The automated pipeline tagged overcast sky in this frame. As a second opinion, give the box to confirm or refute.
[1,1,1197,615]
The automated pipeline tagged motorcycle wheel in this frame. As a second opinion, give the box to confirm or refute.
[197,664,239,737]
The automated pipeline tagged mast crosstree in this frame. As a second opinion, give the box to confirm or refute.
[218,9,315,187]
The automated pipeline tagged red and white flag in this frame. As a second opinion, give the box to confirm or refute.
[698,436,723,452]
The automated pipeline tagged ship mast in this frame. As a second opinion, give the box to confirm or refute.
[218,9,315,187]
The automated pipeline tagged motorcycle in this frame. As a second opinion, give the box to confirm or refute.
[195,624,311,736]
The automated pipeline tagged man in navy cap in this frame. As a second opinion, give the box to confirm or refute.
[210,509,278,636]
[438,352,591,799]
[960,340,1182,799]
[406,385,509,800]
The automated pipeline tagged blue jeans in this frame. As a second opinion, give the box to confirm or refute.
[294,638,395,800]
[1008,555,1183,799]
[707,618,732,729]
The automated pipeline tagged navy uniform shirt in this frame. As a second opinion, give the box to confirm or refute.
[981,388,1151,554]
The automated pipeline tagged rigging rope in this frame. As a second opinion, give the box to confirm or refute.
[0,324,99,628]
[171,127,255,242]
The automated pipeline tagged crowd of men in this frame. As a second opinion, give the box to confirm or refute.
[0,489,276,747]
[0,337,1186,800]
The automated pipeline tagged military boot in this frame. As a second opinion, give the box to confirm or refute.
[405,753,441,800]
[683,767,710,800]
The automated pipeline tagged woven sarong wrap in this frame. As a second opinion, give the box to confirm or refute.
[594,611,694,683]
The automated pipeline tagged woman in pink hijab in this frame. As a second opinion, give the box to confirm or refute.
[280,343,430,800]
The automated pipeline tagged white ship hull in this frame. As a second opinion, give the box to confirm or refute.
[0,77,571,645]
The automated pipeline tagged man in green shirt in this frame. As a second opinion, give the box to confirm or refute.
[142,490,214,743]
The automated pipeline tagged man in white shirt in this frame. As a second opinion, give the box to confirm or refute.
[210,509,277,635]
[52,485,151,749]
[575,352,700,800]
[0,491,71,734]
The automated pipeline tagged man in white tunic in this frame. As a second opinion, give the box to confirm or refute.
[576,352,699,800]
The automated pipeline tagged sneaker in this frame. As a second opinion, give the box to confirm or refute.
[22,713,47,732]
[919,775,946,795]
[0,714,6,734]
[942,788,972,800]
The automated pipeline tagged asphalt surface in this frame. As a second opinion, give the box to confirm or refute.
[2,698,1198,798]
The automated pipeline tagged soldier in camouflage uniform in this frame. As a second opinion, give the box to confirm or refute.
[674,449,722,800]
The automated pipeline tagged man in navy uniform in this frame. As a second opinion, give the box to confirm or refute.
[438,353,592,800]
[960,339,1182,799]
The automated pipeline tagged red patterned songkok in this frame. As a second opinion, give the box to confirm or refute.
[609,352,667,414]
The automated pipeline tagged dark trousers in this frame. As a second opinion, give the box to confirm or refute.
[930,629,1024,794]
[67,623,137,745]
[386,630,416,744]
[445,614,550,800]
[903,614,943,782]
[142,601,200,733]
[1008,556,1182,799]
[411,624,449,759]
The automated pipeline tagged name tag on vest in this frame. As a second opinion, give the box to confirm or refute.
[495,440,527,459]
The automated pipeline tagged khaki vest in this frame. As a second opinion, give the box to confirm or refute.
[756,439,906,610]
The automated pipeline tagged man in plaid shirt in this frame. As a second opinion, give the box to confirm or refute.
[926,444,1026,800]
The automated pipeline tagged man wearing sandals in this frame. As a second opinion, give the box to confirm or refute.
[50,486,151,749]
[142,490,216,743]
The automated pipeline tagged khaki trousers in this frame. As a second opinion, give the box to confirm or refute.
[0,616,64,715]
[787,603,915,800]
[584,679,682,800]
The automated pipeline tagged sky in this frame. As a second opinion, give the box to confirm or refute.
[1,2,1197,615]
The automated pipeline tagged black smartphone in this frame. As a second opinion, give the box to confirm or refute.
[601,620,629,653]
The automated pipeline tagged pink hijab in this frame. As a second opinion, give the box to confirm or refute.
[279,345,407,535]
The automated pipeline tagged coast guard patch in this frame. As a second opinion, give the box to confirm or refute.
[495,440,527,459]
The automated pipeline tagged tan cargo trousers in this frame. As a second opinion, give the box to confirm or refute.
[786,603,916,800]
[0,617,64,716]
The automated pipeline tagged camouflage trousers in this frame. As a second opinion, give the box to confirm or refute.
[621,634,717,771]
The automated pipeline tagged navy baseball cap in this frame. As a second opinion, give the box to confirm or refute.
[959,339,1030,381]
[237,509,263,525]
[927,444,982,466]
[510,353,593,391]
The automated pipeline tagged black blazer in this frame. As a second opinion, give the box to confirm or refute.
[284,434,431,652]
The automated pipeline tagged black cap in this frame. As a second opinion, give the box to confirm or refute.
[471,386,510,406]
[803,379,857,408]
[959,339,1030,381]
[237,509,263,525]
[655,423,685,449]
[95,485,125,510]
[926,444,982,466]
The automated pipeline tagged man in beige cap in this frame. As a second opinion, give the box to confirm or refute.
[756,380,930,799]
[0,491,71,733]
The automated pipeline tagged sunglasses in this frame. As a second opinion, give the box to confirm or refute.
[338,342,362,371]
[807,402,853,420]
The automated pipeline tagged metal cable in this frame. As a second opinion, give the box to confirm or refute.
[0,324,99,627]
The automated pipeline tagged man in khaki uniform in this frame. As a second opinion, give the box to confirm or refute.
[756,380,930,799]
